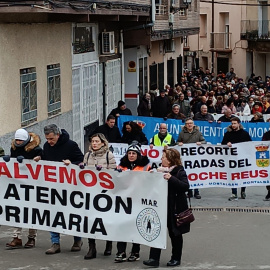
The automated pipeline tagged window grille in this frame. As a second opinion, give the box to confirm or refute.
[47,63,61,117]
[20,67,37,126]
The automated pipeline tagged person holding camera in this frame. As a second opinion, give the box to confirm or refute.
[83,133,116,260]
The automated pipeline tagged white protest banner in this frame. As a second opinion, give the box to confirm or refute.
[110,141,270,188]
[0,158,167,249]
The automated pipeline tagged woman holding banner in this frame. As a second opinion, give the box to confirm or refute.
[115,141,150,263]
[143,148,190,268]
[83,133,116,260]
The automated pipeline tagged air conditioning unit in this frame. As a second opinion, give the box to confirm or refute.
[102,32,115,54]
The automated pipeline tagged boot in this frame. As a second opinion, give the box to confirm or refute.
[24,238,35,248]
[104,241,112,256]
[84,243,97,260]
[71,240,83,252]
[45,243,61,254]
[6,237,22,249]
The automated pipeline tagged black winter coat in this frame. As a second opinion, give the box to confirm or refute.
[93,124,121,143]
[121,131,148,145]
[42,129,84,164]
[221,124,252,145]
[10,132,42,159]
[109,108,132,118]
[137,98,151,116]
[152,96,171,118]
[167,165,190,236]
[262,130,270,141]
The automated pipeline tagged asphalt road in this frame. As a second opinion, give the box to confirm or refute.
[0,187,269,270]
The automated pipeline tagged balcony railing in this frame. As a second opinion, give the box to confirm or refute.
[210,32,232,51]
[241,20,270,40]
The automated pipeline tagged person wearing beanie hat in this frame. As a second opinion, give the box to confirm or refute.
[115,140,150,263]
[14,129,30,147]
[118,100,125,108]
[109,100,132,126]
[6,129,42,249]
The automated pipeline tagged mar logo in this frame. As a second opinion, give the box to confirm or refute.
[255,144,270,167]
[136,208,161,242]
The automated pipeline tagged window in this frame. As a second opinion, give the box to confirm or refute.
[47,63,61,117]
[183,36,188,47]
[179,8,187,16]
[73,26,95,54]
[200,14,207,37]
[165,39,175,52]
[155,0,167,14]
[156,4,167,14]
[20,67,37,126]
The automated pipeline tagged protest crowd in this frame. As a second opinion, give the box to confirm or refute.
[1,67,270,268]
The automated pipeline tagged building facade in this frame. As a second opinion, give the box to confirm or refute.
[0,0,199,153]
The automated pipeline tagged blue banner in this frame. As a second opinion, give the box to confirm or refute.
[118,115,270,145]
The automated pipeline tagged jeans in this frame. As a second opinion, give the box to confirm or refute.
[50,231,81,244]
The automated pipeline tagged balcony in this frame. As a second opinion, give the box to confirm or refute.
[241,20,270,40]
[210,32,232,52]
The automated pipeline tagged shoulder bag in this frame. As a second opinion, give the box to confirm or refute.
[175,196,195,227]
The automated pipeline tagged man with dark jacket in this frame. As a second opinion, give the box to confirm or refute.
[137,93,151,116]
[92,115,121,143]
[194,105,214,122]
[221,117,252,201]
[109,100,132,120]
[152,90,171,118]
[217,108,234,123]
[37,124,84,255]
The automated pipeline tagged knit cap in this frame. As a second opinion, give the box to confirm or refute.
[15,129,29,141]
[127,141,141,155]
[118,100,125,108]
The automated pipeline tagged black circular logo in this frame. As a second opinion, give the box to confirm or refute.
[136,208,161,242]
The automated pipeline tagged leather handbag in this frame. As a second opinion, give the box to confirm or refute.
[175,197,195,227]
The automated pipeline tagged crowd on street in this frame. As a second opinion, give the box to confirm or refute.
[1,67,270,267]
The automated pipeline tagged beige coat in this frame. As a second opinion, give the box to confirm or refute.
[83,145,116,169]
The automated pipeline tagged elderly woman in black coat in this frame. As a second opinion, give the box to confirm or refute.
[143,148,190,267]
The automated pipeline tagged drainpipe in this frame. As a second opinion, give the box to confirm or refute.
[120,29,125,101]
[152,0,155,23]
[211,0,214,73]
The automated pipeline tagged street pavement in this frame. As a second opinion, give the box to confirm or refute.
[0,186,270,270]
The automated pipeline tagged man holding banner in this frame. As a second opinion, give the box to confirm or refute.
[150,123,176,147]
[222,117,252,201]
[36,124,84,255]
[177,118,206,199]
